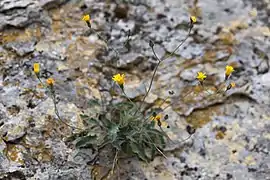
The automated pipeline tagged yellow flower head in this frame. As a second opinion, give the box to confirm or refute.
[82,14,90,22]
[225,65,234,76]
[226,82,236,91]
[151,114,162,121]
[151,114,168,127]
[112,74,125,86]
[190,16,197,24]
[33,63,40,74]
[46,78,55,86]
[196,72,207,82]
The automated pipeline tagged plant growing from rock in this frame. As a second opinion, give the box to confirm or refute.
[68,14,195,178]
[32,14,236,179]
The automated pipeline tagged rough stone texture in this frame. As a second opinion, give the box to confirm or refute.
[40,0,68,9]
[4,41,36,56]
[0,0,51,30]
[0,0,270,179]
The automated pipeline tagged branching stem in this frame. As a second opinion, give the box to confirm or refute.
[136,27,192,115]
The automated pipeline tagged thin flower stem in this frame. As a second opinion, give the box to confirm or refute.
[158,97,170,109]
[119,87,141,116]
[98,88,106,112]
[151,46,162,62]
[35,74,83,131]
[198,83,226,101]
[136,28,192,115]
[143,137,167,146]
[144,134,167,159]
[36,76,45,88]
[154,144,167,158]
[90,28,119,57]
[49,87,83,131]
[123,29,131,46]
[159,126,173,143]
[121,88,136,106]
[143,133,193,147]
[164,28,191,60]
[181,134,193,142]
[135,60,162,115]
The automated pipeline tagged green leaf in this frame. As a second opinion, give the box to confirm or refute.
[150,133,166,149]
[80,114,96,123]
[130,142,148,162]
[98,114,113,127]
[156,134,166,149]
[108,125,119,141]
[121,142,132,154]
[87,117,99,124]
[149,121,155,128]
[75,134,97,149]
[126,135,137,143]
[144,129,166,150]
[109,124,119,134]
[88,99,100,107]
[144,146,155,160]
[147,128,166,136]
[120,111,137,127]
[80,114,89,119]
[113,102,134,112]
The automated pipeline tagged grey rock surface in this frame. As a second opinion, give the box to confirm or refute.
[0,0,270,180]
[0,0,50,30]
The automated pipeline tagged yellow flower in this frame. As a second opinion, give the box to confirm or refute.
[151,114,168,127]
[225,65,234,76]
[46,78,55,86]
[82,14,90,23]
[151,114,162,121]
[33,63,40,74]
[226,82,236,91]
[190,16,197,23]
[112,74,125,86]
[196,72,207,82]
[230,82,236,88]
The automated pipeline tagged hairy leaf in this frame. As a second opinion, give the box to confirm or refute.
[88,99,100,107]
[75,134,98,149]
[108,124,119,142]
[130,142,149,162]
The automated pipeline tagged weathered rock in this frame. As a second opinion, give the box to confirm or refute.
[4,40,36,56]
[0,115,28,142]
[30,163,92,180]
[115,52,145,68]
[0,0,269,179]
[0,138,8,170]
[39,0,68,9]
[124,76,147,99]
[0,0,50,30]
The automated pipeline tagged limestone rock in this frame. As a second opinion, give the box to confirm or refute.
[0,0,50,30]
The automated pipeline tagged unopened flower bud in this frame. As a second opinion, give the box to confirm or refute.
[149,40,155,48]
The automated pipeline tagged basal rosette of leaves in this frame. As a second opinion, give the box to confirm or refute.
[73,99,166,163]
